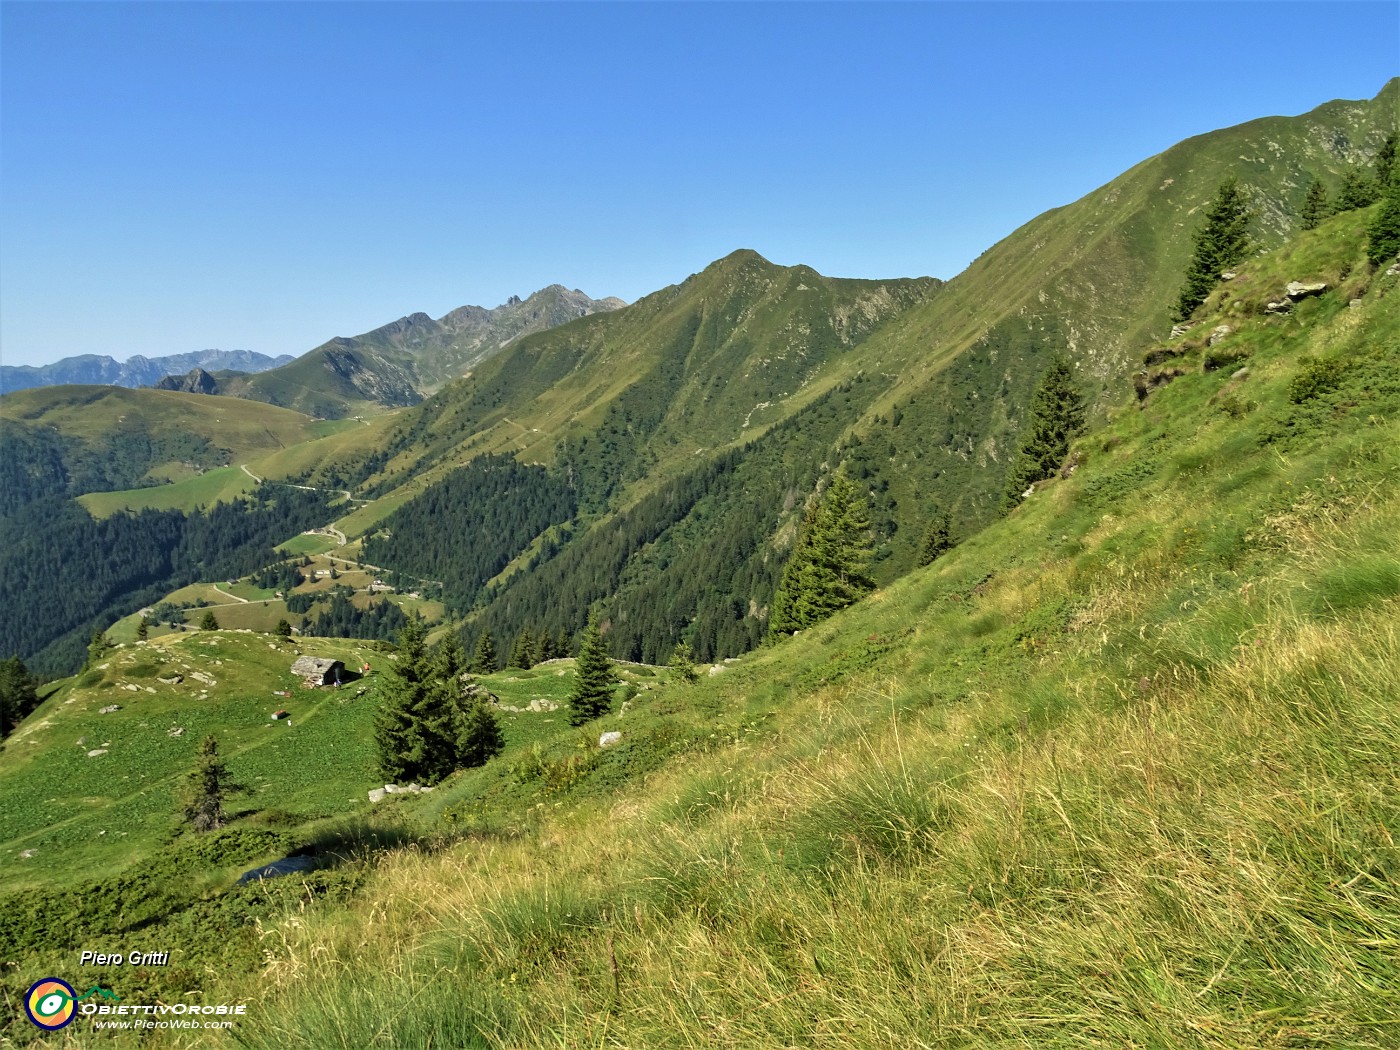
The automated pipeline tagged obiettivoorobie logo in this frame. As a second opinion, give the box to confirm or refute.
[24,979,120,1030]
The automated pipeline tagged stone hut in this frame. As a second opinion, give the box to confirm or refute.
[291,656,345,687]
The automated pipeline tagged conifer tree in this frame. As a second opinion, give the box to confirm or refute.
[136,618,149,642]
[1367,166,1400,266]
[84,629,110,671]
[917,509,955,567]
[509,628,535,670]
[769,471,875,636]
[1300,179,1329,231]
[1335,167,1379,212]
[1377,130,1398,189]
[453,691,505,769]
[184,736,230,832]
[200,610,220,631]
[275,618,293,638]
[669,641,699,683]
[374,618,431,783]
[471,630,498,673]
[417,636,470,783]
[1175,176,1253,321]
[568,614,617,725]
[0,656,38,739]
[1000,356,1086,513]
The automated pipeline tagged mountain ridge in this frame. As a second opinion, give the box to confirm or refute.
[0,349,294,395]
[212,284,628,417]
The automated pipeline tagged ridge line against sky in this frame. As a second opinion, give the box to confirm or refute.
[1,1,1397,369]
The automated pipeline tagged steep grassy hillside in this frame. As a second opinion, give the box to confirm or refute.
[0,386,323,502]
[2,195,1394,1047]
[218,206,1400,1048]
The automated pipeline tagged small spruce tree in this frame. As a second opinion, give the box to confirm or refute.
[84,629,110,671]
[275,618,293,638]
[1000,356,1086,513]
[1377,130,1398,189]
[184,736,230,832]
[1175,176,1253,321]
[136,618,149,642]
[1367,166,1400,266]
[1300,179,1329,231]
[509,628,535,670]
[1334,167,1379,212]
[199,610,220,631]
[917,509,955,567]
[769,471,875,636]
[0,656,38,740]
[374,618,431,783]
[669,641,699,683]
[471,630,498,674]
[568,615,617,725]
[453,692,505,769]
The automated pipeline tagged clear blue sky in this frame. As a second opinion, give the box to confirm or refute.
[2,2,1396,368]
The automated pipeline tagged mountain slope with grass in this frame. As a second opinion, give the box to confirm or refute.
[278,83,1396,670]
[1,192,1395,1047]
[223,204,1400,1049]
[0,385,330,503]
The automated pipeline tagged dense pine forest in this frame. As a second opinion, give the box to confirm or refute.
[0,486,336,674]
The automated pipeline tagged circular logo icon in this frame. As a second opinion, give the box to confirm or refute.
[25,978,77,1030]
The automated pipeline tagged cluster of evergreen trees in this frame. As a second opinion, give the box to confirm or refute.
[374,621,504,785]
[252,563,303,593]
[302,591,409,642]
[0,417,221,511]
[0,485,336,674]
[465,626,572,672]
[1301,131,1397,233]
[361,455,575,613]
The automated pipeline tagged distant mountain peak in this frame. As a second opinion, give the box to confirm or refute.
[0,349,294,396]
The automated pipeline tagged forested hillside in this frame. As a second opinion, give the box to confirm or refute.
[0,486,337,674]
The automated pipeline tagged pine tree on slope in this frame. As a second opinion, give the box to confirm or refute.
[568,615,617,726]
[1300,179,1329,231]
[1000,356,1086,513]
[918,509,955,567]
[184,736,230,832]
[1368,166,1400,266]
[769,471,875,636]
[374,618,431,783]
[471,630,498,674]
[1175,176,1253,322]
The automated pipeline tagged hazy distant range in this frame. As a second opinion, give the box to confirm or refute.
[0,349,295,395]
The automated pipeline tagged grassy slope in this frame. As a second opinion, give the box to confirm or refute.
[2,385,329,514]
[0,385,317,456]
[188,211,1398,1048]
[78,464,259,516]
[364,251,940,490]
